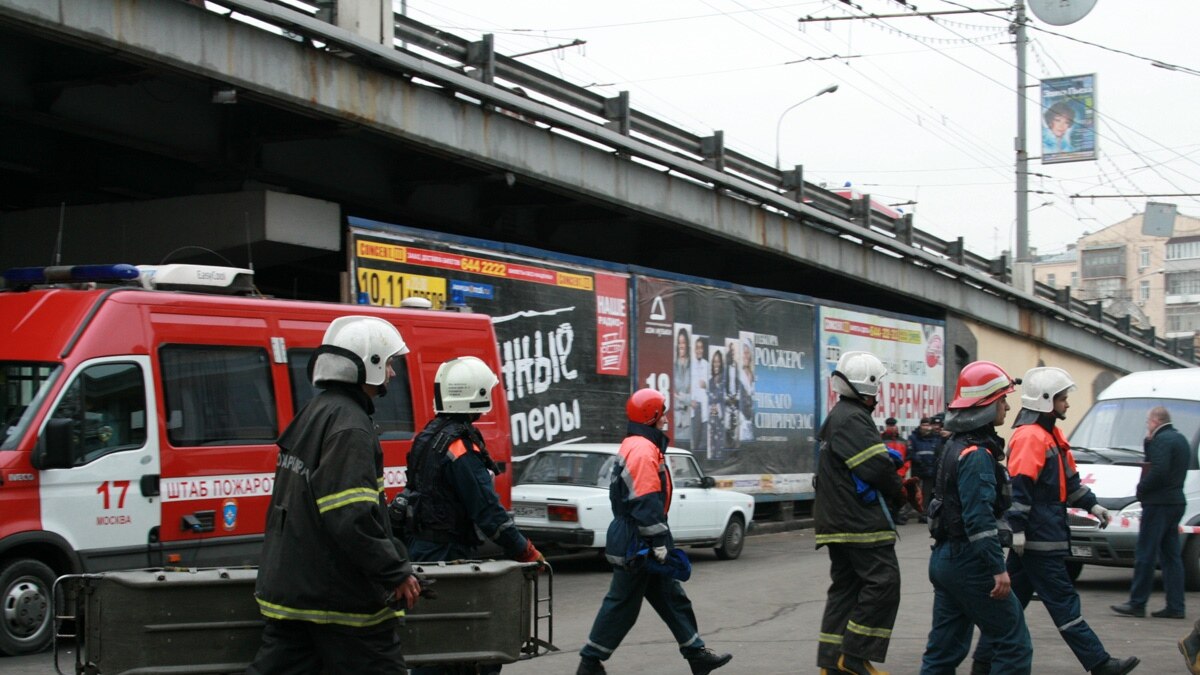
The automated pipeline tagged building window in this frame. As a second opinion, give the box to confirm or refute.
[1083,277,1124,301]
[1167,307,1200,333]
[1167,240,1200,261]
[1071,271,1079,287]
[1140,279,1151,301]
[1168,271,1200,296]
[1081,246,1126,279]
[1139,247,1151,270]
[1047,273,1057,287]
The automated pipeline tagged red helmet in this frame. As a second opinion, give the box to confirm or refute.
[949,361,1016,409]
[627,388,667,425]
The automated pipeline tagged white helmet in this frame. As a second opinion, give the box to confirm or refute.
[1020,367,1076,413]
[831,351,887,398]
[311,316,409,387]
[434,356,499,414]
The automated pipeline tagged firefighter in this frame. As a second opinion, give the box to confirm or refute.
[576,388,733,675]
[404,356,545,674]
[974,367,1139,675]
[920,361,1032,675]
[250,316,421,675]
[814,351,903,675]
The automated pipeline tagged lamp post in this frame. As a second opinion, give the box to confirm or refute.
[774,84,839,170]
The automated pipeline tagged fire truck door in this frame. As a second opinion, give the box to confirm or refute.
[38,356,161,569]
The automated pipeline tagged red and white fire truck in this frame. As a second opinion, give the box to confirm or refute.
[0,263,512,655]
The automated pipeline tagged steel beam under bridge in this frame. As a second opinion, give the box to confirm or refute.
[0,0,1186,372]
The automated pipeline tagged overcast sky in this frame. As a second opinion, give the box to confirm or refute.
[400,0,1200,261]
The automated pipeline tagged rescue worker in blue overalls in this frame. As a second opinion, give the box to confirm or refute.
[920,361,1032,675]
[974,367,1139,675]
[404,356,545,675]
[814,351,903,675]
[576,388,733,675]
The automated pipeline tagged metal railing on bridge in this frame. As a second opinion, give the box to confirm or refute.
[203,0,1196,365]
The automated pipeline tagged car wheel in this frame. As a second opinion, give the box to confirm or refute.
[0,558,56,655]
[714,515,746,560]
[1184,536,1200,592]
[1064,560,1083,583]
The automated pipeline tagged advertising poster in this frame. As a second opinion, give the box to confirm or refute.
[819,307,945,431]
[351,227,631,459]
[1040,73,1097,164]
[636,276,816,495]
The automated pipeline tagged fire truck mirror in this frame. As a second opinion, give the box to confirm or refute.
[33,418,76,470]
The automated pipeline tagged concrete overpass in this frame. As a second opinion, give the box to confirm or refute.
[0,0,1191,391]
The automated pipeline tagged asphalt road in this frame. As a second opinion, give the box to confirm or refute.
[7,521,1194,674]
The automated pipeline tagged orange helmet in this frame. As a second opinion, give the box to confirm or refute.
[949,361,1016,409]
[627,388,667,425]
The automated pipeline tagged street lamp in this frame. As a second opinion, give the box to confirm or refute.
[774,84,839,170]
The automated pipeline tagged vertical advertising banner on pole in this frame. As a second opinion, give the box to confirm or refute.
[351,227,631,459]
[636,275,816,495]
[819,307,945,430]
[1040,73,1097,164]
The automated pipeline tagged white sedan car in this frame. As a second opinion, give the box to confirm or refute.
[512,442,755,560]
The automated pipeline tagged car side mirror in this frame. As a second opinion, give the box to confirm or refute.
[33,418,76,470]
[701,475,716,489]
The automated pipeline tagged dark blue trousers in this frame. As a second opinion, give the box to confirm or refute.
[975,550,1108,671]
[579,566,705,662]
[921,542,1031,675]
[1128,502,1186,613]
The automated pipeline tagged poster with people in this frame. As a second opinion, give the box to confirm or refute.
[636,275,816,494]
[1040,73,1097,164]
[818,306,946,431]
[349,222,631,460]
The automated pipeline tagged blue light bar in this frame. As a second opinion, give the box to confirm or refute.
[2,264,140,285]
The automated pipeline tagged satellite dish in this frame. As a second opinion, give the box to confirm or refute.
[1027,0,1098,26]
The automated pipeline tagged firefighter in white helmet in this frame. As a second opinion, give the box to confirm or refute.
[404,357,543,674]
[814,351,903,675]
[250,316,420,675]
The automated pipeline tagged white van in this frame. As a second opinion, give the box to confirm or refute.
[1066,369,1200,587]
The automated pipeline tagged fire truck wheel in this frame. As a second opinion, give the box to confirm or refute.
[0,558,56,656]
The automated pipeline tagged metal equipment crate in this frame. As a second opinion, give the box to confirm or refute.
[55,561,552,674]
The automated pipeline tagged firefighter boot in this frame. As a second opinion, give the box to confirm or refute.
[576,657,606,675]
[1090,656,1139,675]
[686,647,732,675]
[1181,620,1200,674]
[837,654,890,675]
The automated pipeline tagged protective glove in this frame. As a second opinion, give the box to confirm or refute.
[516,540,546,565]
[652,545,668,563]
[1090,504,1110,529]
[1011,531,1025,556]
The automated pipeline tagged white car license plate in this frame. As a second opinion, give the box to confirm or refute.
[1070,545,1092,558]
[513,503,546,519]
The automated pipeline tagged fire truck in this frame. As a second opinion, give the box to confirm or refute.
[0,263,513,655]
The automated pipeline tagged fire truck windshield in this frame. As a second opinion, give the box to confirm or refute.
[1,362,61,450]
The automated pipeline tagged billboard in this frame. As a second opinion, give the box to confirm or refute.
[636,275,816,495]
[819,307,945,430]
[351,226,631,459]
[1040,73,1097,164]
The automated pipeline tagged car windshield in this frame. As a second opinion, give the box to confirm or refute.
[1070,396,1200,468]
[518,451,618,488]
[1,361,61,450]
